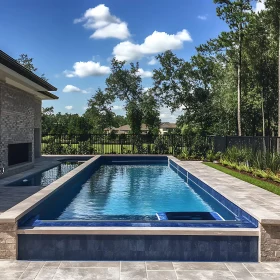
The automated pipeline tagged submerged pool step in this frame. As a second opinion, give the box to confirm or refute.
[156,212,225,221]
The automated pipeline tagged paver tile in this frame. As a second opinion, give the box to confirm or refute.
[26,262,45,270]
[34,268,58,279]
[173,262,228,271]
[0,261,30,272]
[147,270,177,280]
[0,271,23,280]
[244,263,280,273]
[19,270,40,280]
[120,270,147,280]
[252,273,280,280]
[225,263,255,279]
[43,262,61,268]
[53,267,119,280]
[176,270,235,280]
[146,262,174,270]
[120,262,146,272]
[60,261,119,268]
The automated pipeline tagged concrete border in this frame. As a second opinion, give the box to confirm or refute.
[17,227,259,236]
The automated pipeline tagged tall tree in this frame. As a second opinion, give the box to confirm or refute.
[264,0,280,136]
[85,88,115,133]
[141,89,161,135]
[106,58,144,134]
[213,0,253,136]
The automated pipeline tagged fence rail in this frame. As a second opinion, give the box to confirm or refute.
[41,134,209,155]
[209,136,280,153]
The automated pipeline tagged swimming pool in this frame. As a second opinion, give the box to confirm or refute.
[13,156,259,261]
[7,160,80,187]
[55,163,235,221]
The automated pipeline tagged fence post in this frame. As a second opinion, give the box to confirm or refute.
[225,136,228,152]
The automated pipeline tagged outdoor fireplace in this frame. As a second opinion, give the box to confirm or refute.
[8,143,32,166]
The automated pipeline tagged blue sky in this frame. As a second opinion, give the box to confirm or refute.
[0,0,261,122]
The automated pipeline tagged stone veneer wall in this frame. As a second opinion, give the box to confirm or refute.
[0,81,42,174]
[0,223,17,259]
[260,224,280,261]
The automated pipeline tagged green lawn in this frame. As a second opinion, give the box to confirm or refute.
[204,162,280,196]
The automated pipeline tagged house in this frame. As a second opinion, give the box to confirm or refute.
[116,124,149,134]
[159,122,177,134]
[104,124,149,134]
[104,123,177,135]
[0,50,58,177]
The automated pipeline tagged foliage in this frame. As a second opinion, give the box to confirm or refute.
[153,136,169,154]
[105,59,160,135]
[205,162,280,196]
[17,53,48,80]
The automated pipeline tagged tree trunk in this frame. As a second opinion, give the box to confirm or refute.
[278,17,280,137]
[237,25,242,136]
[277,18,280,152]
[262,88,267,153]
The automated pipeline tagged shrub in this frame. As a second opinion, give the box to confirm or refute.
[154,136,169,154]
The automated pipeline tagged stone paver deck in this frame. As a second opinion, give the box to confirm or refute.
[1,260,280,280]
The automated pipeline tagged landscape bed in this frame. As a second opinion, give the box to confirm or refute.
[0,156,259,261]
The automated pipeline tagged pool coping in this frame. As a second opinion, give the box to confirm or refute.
[17,226,259,236]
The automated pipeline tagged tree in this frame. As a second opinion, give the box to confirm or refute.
[41,107,55,135]
[141,89,161,135]
[17,54,37,72]
[263,0,280,136]
[84,88,115,133]
[213,0,253,136]
[106,58,144,134]
[17,54,48,81]
[153,51,215,135]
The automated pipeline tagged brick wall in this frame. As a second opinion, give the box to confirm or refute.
[260,224,280,261]
[0,222,17,259]
[0,81,42,172]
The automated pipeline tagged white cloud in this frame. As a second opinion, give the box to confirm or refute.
[64,61,110,78]
[83,106,89,110]
[160,106,183,122]
[112,105,123,110]
[198,15,207,20]
[137,68,153,78]
[74,4,130,40]
[254,0,266,13]
[65,105,73,110]
[62,85,88,94]
[148,57,157,65]
[113,29,192,61]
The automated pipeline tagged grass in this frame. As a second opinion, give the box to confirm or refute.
[204,162,280,196]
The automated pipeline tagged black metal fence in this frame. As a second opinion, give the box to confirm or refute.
[41,134,210,155]
[209,136,280,153]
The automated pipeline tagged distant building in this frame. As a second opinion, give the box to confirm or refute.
[104,122,177,135]
[159,122,177,134]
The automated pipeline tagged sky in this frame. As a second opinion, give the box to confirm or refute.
[0,0,263,122]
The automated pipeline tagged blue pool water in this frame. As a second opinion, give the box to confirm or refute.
[56,163,235,221]
[7,161,80,187]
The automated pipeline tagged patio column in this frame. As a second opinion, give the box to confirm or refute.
[0,222,17,259]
